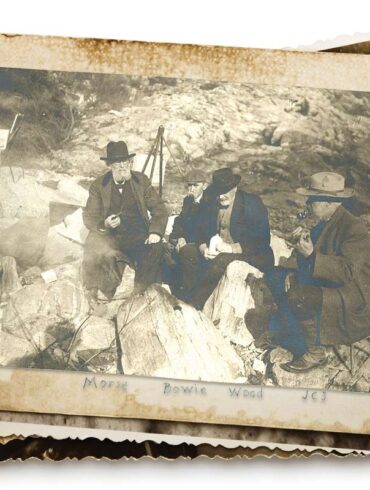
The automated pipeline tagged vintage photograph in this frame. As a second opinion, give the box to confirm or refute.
[1,64,370,395]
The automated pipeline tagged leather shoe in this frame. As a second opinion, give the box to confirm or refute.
[281,348,327,373]
[255,330,278,350]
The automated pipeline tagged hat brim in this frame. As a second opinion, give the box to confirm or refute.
[296,186,354,198]
[209,174,241,196]
[100,152,136,163]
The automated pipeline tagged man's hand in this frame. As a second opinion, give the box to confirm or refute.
[176,237,187,252]
[104,214,121,229]
[295,231,314,258]
[199,243,217,260]
[145,233,161,244]
[216,241,233,253]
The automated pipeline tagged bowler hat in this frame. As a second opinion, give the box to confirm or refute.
[100,141,136,164]
[296,172,354,198]
[209,167,241,196]
[185,169,208,184]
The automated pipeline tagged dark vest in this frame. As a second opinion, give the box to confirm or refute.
[109,182,147,237]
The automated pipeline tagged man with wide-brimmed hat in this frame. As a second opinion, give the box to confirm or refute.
[266,171,370,373]
[82,140,168,302]
[188,167,274,309]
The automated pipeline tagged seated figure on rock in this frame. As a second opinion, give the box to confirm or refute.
[187,167,274,310]
[82,141,168,303]
[168,169,209,301]
[264,172,370,373]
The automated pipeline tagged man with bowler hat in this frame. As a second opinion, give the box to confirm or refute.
[265,172,370,373]
[189,167,274,310]
[82,141,168,303]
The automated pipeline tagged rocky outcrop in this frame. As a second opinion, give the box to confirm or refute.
[117,284,245,382]
[1,261,89,353]
[203,261,260,347]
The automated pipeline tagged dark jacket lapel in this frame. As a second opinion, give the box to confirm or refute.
[230,189,244,242]
[101,171,113,216]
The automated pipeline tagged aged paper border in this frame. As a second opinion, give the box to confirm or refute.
[0,34,370,437]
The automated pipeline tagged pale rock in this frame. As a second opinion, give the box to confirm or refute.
[0,217,49,269]
[269,347,294,364]
[0,167,81,219]
[54,207,89,245]
[57,179,89,206]
[117,284,244,382]
[103,266,136,319]
[70,315,117,372]
[271,362,338,390]
[1,277,89,352]
[203,260,261,347]
[0,331,36,367]
[39,227,83,268]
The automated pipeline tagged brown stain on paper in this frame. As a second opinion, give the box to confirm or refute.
[0,34,370,436]
[1,368,370,436]
[0,34,369,91]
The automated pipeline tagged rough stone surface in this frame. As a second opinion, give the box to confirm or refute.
[269,339,370,391]
[203,260,260,347]
[117,284,244,382]
[0,330,37,367]
[1,276,89,352]
[39,227,84,268]
[70,315,117,373]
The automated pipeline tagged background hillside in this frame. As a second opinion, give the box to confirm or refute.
[1,68,370,234]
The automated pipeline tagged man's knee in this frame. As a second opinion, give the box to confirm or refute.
[146,241,166,257]
[178,244,199,263]
[287,285,322,319]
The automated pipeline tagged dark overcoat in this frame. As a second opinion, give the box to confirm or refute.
[170,195,205,243]
[280,205,370,345]
[197,188,274,269]
[83,170,168,239]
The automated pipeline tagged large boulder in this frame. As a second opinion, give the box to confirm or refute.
[39,227,84,268]
[0,167,83,219]
[1,263,89,352]
[0,217,49,269]
[203,261,261,347]
[117,284,244,382]
[0,330,36,367]
[69,315,117,374]
[202,235,292,347]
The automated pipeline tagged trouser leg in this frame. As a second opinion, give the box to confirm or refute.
[175,243,203,300]
[264,267,307,356]
[128,242,166,291]
[83,232,131,299]
[190,253,245,310]
[287,284,323,347]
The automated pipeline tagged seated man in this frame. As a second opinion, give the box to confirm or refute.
[169,169,208,300]
[265,172,370,373]
[82,140,168,302]
[189,167,274,310]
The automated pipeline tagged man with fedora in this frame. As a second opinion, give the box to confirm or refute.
[168,169,209,300]
[266,171,370,373]
[189,167,274,310]
[82,141,168,302]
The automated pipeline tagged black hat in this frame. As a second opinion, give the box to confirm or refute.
[209,167,241,196]
[100,141,136,164]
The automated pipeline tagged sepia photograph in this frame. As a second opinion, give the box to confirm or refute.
[1,61,370,397]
